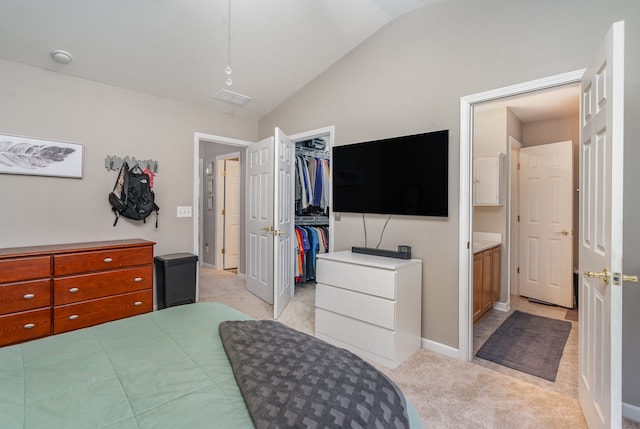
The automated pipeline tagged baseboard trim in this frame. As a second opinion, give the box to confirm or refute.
[421,337,458,360]
[623,401,640,423]
[493,301,510,313]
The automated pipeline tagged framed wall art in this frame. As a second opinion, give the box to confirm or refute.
[0,134,84,178]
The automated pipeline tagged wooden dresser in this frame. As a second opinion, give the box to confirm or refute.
[0,239,155,347]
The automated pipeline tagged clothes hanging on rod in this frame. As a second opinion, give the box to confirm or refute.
[295,225,329,283]
[295,154,330,216]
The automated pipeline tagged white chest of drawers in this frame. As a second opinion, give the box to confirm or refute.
[315,251,422,368]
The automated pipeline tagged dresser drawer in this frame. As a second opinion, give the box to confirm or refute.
[0,279,51,315]
[315,308,394,360]
[0,308,51,346]
[0,256,50,283]
[53,246,153,276]
[53,289,152,334]
[316,283,395,330]
[53,266,152,305]
[316,259,396,299]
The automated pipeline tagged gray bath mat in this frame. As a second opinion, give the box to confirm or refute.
[476,310,572,381]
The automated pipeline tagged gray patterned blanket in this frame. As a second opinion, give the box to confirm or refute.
[219,320,410,429]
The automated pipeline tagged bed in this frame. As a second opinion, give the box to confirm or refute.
[0,302,423,428]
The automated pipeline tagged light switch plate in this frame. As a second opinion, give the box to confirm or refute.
[177,206,192,217]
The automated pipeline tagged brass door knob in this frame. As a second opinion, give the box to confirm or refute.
[585,268,610,284]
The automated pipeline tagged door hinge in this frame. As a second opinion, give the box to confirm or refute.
[517,267,520,274]
[517,215,520,222]
[517,163,520,170]
[221,248,225,254]
[222,170,227,177]
[221,209,226,215]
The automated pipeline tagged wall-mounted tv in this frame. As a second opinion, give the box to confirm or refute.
[332,129,448,217]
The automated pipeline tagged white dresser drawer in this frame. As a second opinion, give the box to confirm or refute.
[316,283,395,330]
[316,259,396,299]
[315,308,394,360]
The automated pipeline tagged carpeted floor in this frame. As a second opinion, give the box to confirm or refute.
[197,267,640,429]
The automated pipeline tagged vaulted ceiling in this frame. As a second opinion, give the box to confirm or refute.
[0,0,444,121]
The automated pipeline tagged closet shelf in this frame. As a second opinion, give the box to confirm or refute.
[295,146,330,160]
[295,216,329,226]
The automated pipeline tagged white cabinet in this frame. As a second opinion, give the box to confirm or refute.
[474,153,505,206]
[315,251,422,368]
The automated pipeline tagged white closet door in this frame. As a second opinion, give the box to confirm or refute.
[246,137,274,303]
[273,128,294,319]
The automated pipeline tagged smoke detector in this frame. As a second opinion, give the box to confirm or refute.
[51,50,73,64]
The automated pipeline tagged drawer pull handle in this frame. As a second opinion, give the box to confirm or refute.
[134,301,142,306]
[69,287,79,293]
[69,315,79,320]
[134,277,143,282]
[104,257,113,263]
[24,323,35,329]
[23,293,35,300]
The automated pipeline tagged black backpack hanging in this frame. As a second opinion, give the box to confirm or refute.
[108,162,159,227]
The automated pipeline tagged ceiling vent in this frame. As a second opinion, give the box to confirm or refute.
[214,89,251,106]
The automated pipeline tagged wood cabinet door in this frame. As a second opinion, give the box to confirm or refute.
[491,247,501,302]
[473,253,483,323]
[481,250,493,314]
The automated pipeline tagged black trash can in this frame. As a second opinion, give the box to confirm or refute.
[154,253,198,309]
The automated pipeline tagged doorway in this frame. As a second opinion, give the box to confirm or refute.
[472,84,579,311]
[469,86,580,394]
[458,70,585,362]
[193,133,251,277]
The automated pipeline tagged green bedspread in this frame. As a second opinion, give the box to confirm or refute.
[0,302,423,428]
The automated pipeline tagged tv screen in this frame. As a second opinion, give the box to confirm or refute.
[332,129,448,217]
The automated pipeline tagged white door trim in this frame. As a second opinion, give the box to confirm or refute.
[458,70,585,361]
[509,136,522,299]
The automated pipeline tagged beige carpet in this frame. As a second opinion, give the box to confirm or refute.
[198,267,639,429]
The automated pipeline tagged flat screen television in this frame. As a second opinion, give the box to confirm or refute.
[332,129,448,217]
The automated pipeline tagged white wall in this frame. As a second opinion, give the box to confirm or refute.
[258,0,640,407]
[0,58,257,257]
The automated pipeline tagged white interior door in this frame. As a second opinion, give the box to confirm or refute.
[246,137,274,303]
[273,127,295,319]
[579,21,625,429]
[519,141,573,307]
[223,158,240,269]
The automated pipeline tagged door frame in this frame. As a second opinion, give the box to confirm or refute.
[509,136,522,298]
[215,152,241,270]
[458,70,585,361]
[193,133,251,295]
